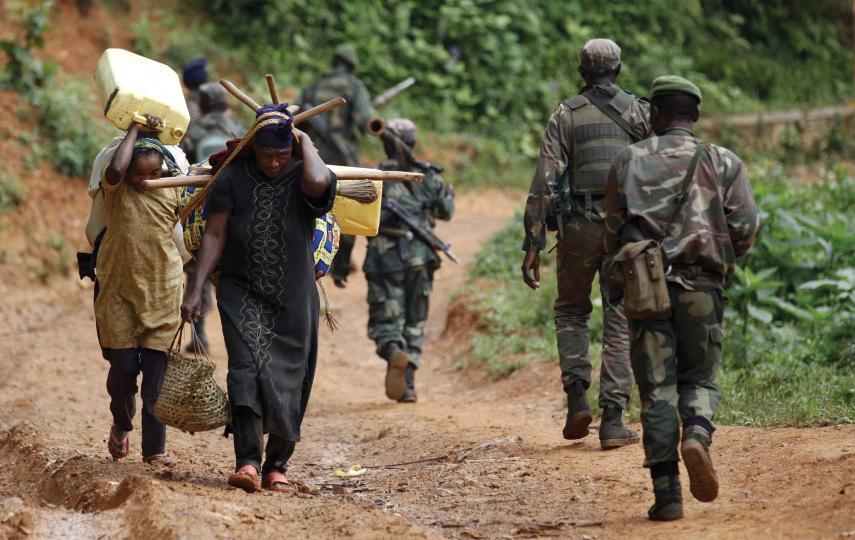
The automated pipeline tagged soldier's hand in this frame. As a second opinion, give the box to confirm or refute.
[521,250,541,290]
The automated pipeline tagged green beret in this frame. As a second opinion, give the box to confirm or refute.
[650,75,702,104]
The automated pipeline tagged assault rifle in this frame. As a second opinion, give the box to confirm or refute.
[373,77,416,109]
[300,100,361,166]
[383,198,459,264]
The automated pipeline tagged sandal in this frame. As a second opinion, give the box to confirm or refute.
[228,465,261,493]
[262,470,296,494]
[107,424,130,461]
[143,453,176,468]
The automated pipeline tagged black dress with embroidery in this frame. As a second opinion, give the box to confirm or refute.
[207,159,336,440]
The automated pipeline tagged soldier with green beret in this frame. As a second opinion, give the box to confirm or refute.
[521,38,651,450]
[604,75,762,521]
[364,119,454,402]
[297,44,380,287]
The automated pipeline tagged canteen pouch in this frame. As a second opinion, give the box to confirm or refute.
[612,239,670,320]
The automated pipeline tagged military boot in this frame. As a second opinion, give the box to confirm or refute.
[681,425,719,502]
[598,405,640,450]
[399,362,417,403]
[648,474,684,521]
[383,343,409,401]
[563,380,593,440]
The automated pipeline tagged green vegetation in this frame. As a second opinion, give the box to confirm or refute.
[198,0,852,154]
[0,0,107,177]
[460,162,854,427]
[0,175,25,212]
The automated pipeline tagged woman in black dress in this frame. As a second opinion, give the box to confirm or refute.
[182,104,335,493]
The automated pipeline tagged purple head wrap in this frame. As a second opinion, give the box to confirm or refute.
[254,103,294,149]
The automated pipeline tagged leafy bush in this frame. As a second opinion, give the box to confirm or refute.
[0,175,26,212]
[0,0,55,94]
[1,0,108,177]
[197,0,853,153]
[28,79,109,177]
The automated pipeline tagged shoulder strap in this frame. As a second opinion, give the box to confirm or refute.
[583,89,639,142]
[563,95,589,110]
[662,143,706,241]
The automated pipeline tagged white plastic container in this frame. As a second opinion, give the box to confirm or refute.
[94,48,190,145]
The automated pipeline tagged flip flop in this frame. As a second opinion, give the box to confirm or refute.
[262,471,296,494]
[107,424,130,461]
[228,465,261,493]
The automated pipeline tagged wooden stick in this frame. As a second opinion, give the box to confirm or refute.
[142,175,211,190]
[265,74,280,104]
[143,166,423,191]
[220,79,260,111]
[329,165,423,182]
[294,97,346,125]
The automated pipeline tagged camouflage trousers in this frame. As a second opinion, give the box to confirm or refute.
[330,234,356,282]
[629,283,724,467]
[555,215,633,409]
[366,265,434,367]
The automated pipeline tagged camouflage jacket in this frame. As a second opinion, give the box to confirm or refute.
[604,128,762,290]
[522,83,651,252]
[363,159,454,274]
[180,111,246,163]
[297,68,377,166]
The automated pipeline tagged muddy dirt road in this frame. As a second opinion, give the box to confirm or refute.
[0,189,853,539]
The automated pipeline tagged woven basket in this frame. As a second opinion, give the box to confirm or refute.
[154,325,230,434]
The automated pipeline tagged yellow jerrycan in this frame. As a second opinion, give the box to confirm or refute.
[331,180,383,236]
[94,48,190,145]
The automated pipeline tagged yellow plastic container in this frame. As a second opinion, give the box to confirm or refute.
[94,48,190,145]
[331,180,382,236]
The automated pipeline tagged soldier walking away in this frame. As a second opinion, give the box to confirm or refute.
[182,58,208,120]
[298,44,379,288]
[521,39,649,450]
[604,76,761,521]
[365,119,454,402]
[179,82,247,353]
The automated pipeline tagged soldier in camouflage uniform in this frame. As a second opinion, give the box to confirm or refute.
[180,82,246,163]
[604,76,761,521]
[364,119,454,402]
[297,44,379,287]
[521,39,649,449]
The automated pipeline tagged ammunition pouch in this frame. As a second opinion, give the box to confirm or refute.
[612,239,671,320]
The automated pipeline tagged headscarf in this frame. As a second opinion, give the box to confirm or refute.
[133,136,182,176]
[253,103,294,149]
